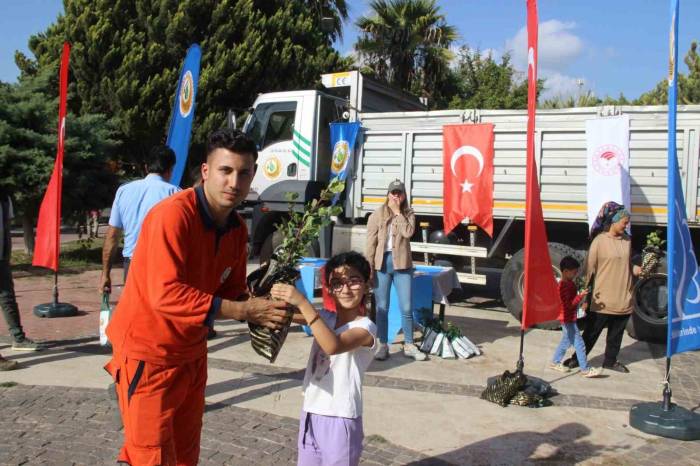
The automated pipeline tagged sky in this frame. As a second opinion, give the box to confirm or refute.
[2,0,699,101]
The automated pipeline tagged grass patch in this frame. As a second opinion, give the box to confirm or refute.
[0,381,18,388]
[365,434,388,444]
[11,237,113,277]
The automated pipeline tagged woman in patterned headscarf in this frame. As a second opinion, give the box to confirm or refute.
[564,201,641,373]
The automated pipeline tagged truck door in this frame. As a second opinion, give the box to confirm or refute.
[246,100,304,198]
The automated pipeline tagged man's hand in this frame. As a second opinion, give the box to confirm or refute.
[245,297,289,330]
[99,273,111,294]
[270,284,306,307]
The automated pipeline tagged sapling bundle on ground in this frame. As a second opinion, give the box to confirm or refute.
[420,319,481,359]
[247,178,345,363]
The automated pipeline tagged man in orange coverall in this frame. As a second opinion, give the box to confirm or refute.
[105,128,289,465]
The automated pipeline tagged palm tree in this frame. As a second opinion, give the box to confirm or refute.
[305,0,349,42]
[354,0,457,99]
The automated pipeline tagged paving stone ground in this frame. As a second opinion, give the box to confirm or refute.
[0,384,424,466]
[1,340,699,466]
[1,264,699,465]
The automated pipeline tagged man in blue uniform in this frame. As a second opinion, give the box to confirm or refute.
[100,146,179,293]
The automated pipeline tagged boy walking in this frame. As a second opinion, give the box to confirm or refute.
[550,256,601,378]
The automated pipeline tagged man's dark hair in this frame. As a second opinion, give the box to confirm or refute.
[324,251,371,284]
[560,255,580,272]
[206,128,258,162]
[146,145,176,174]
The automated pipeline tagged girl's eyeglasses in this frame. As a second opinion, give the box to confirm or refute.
[329,277,365,292]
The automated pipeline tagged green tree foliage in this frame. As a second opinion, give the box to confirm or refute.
[540,91,630,109]
[447,48,532,110]
[354,0,457,105]
[636,41,700,105]
[0,69,119,252]
[22,0,350,173]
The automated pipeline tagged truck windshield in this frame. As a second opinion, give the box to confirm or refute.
[244,101,297,150]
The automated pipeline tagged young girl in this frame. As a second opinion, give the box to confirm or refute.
[270,251,377,466]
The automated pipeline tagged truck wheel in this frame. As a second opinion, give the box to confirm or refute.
[259,230,320,265]
[627,272,667,343]
[500,242,576,330]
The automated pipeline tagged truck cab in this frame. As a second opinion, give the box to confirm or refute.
[241,71,426,259]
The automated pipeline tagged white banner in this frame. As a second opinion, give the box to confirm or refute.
[585,115,631,231]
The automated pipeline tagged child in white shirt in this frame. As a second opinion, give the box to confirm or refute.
[271,251,377,466]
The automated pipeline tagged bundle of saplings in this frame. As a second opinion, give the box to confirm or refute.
[247,179,345,363]
[420,320,481,359]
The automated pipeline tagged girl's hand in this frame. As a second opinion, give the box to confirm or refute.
[632,265,642,277]
[270,284,305,307]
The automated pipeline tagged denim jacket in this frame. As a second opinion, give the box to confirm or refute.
[365,204,415,271]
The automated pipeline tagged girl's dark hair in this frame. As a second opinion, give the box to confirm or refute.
[560,255,580,271]
[206,128,258,162]
[324,251,371,284]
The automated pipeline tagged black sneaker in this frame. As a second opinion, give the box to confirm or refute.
[603,361,630,373]
[563,357,579,369]
[11,338,43,352]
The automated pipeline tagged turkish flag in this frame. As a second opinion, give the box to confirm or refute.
[442,124,494,237]
[33,42,70,271]
[521,0,560,329]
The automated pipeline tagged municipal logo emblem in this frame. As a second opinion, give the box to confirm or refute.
[331,140,350,174]
[262,156,282,180]
[220,267,231,284]
[179,71,194,118]
[592,144,623,176]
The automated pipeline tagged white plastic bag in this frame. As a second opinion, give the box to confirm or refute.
[99,293,112,346]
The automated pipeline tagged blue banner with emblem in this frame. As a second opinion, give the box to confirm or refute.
[667,0,700,356]
[329,122,361,204]
[167,44,201,187]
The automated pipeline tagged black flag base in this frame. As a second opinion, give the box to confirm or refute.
[630,402,700,441]
[32,276,78,318]
[33,302,78,318]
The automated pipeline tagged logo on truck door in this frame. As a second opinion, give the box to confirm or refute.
[592,144,623,176]
[262,156,282,180]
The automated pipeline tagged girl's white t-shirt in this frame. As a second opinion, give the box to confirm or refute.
[302,309,377,419]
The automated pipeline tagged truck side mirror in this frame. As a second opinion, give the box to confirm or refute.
[227,110,237,130]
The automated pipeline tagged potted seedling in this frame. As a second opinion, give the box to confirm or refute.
[247,178,345,363]
[641,230,666,278]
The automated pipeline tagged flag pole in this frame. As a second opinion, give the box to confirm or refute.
[516,329,525,373]
[662,357,672,412]
[31,41,77,318]
[629,0,700,440]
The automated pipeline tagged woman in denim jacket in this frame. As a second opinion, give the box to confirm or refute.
[365,180,425,361]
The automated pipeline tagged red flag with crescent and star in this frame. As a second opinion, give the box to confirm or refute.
[33,42,70,271]
[442,123,494,237]
[521,0,560,329]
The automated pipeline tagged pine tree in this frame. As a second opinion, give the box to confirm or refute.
[22,0,351,174]
[0,69,119,253]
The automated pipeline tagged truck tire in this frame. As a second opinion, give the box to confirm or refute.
[627,272,667,343]
[500,242,576,330]
[259,230,320,265]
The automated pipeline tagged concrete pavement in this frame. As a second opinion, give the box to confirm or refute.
[1,267,699,465]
